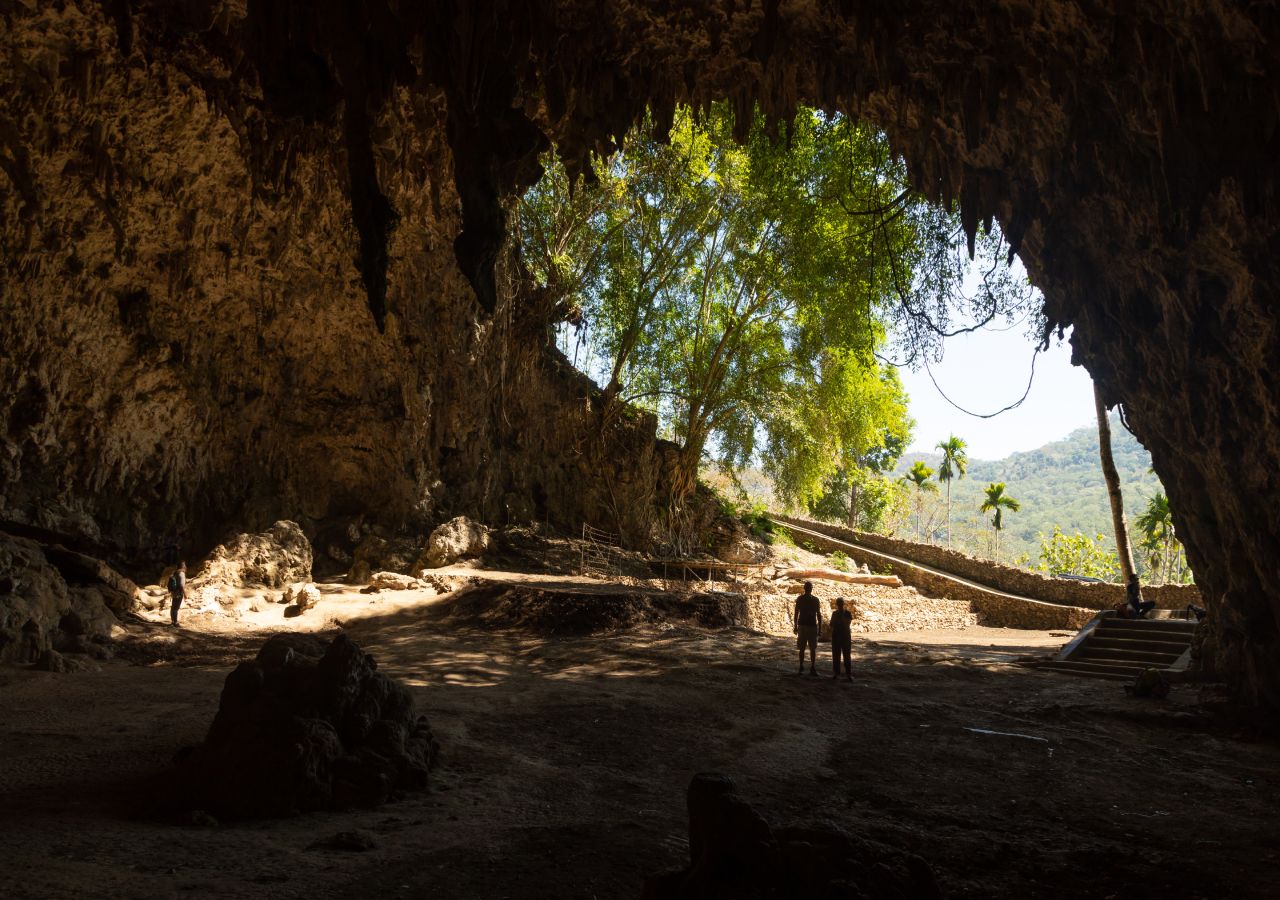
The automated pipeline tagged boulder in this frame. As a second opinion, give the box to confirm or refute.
[34,648,68,673]
[0,533,120,664]
[643,773,941,899]
[418,516,489,569]
[367,571,419,591]
[282,582,321,612]
[168,633,438,819]
[194,521,312,589]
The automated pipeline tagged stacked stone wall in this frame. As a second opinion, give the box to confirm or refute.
[777,516,1200,613]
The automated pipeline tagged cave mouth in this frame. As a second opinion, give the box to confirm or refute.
[1,1,1277,711]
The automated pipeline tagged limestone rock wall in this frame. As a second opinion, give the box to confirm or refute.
[0,3,660,568]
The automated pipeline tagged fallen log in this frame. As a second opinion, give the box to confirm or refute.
[780,567,902,587]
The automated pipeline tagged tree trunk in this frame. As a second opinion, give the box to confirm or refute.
[1095,383,1140,593]
[945,479,952,549]
[847,477,858,530]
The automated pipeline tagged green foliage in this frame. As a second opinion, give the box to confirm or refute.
[520,102,1029,512]
[896,415,1164,565]
[828,550,851,572]
[809,466,911,533]
[980,482,1020,531]
[935,435,968,484]
[1033,527,1121,581]
[1135,491,1190,583]
[980,482,1020,560]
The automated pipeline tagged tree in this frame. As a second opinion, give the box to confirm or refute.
[520,106,929,542]
[1034,526,1121,581]
[902,461,938,542]
[1136,492,1175,583]
[1094,384,1140,593]
[521,104,1034,547]
[935,434,968,550]
[980,482,1020,562]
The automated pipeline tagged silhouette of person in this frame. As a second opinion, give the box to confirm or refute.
[830,597,853,681]
[794,581,822,676]
[1127,574,1155,618]
[168,561,188,627]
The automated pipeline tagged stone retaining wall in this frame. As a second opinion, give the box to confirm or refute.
[773,520,1098,631]
[776,515,1200,611]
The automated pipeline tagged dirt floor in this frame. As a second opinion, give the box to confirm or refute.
[2,573,1279,899]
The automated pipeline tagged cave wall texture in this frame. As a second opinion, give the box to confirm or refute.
[2,1,1279,708]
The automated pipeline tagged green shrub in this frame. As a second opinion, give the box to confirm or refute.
[828,550,850,572]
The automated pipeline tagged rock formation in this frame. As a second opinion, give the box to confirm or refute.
[643,773,941,899]
[169,633,437,819]
[2,2,1280,709]
[195,520,313,589]
[0,531,133,664]
[419,515,490,569]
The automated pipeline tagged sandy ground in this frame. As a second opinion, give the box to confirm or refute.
[2,576,1279,899]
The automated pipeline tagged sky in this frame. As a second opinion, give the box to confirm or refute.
[896,325,1097,461]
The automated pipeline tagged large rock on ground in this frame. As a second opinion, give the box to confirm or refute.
[170,633,437,819]
[643,773,941,899]
[281,582,321,612]
[0,533,125,664]
[418,516,490,569]
[195,521,312,588]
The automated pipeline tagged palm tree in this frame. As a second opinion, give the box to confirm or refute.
[936,435,968,551]
[902,461,938,542]
[980,482,1020,562]
[1094,383,1140,595]
[1136,492,1175,583]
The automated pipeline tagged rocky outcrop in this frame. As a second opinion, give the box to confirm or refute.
[169,633,437,819]
[3,2,1280,709]
[644,773,941,899]
[0,532,127,664]
[281,582,321,613]
[419,516,490,569]
[195,521,312,589]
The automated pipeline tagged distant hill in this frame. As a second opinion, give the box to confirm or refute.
[895,414,1162,563]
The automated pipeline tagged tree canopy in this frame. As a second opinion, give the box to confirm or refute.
[519,103,1031,524]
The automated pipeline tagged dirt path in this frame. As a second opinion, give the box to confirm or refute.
[1,582,1278,899]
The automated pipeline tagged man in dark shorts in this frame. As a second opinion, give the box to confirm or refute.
[830,596,853,681]
[794,581,822,676]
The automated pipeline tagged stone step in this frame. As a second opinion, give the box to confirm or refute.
[1087,635,1191,652]
[1031,660,1141,681]
[1096,620,1196,637]
[1074,646,1186,666]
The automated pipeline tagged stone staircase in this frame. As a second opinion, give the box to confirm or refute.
[1032,614,1197,680]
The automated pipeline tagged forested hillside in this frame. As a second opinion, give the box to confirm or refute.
[897,415,1162,564]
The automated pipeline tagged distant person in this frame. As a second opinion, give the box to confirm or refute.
[167,561,188,627]
[1126,574,1155,619]
[794,581,822,676]
[830,597,853,681]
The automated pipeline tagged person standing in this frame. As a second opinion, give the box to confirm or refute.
[794,581,822,676]
[167,561,188,627]
[830,597,853,681]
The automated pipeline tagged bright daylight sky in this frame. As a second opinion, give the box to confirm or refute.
[896,325,1097,461]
